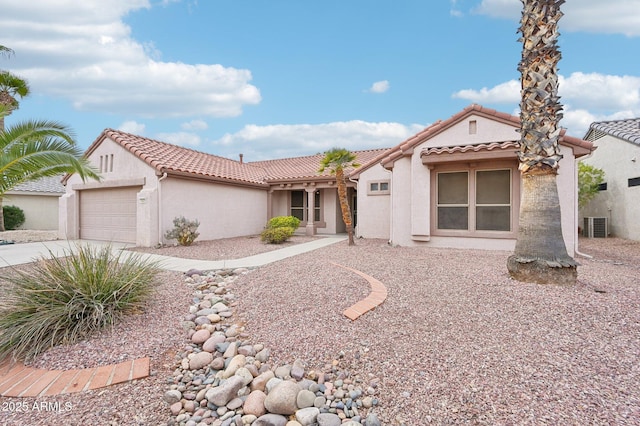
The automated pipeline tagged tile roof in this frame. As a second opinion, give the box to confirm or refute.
[586,118,640,145]
[80,129,390,187]
[250,149,389,182]
[9,175,65,194]
[95,129,270,187]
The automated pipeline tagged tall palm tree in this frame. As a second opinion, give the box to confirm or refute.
[319,148,359,246]
[0,117,100,231]
[507,0,577,285]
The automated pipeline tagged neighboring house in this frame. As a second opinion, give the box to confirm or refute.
[581,118,640,240]
[59,129,384,245]
[352,105,593,256]
[5,176,65,230]
[60,104,594,255]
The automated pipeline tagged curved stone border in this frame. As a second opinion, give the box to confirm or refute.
[331,262,388,320]
[0,357,149,397]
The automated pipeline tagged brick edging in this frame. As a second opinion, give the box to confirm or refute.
[331,262,388,320]
[0,357,150,397]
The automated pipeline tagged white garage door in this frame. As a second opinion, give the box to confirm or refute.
[79,187,139,244]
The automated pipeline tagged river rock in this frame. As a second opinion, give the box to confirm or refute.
[189,351,213,370]
[191,329,211,344]
[205,375,245,407]
[317,413,342,426]
[296,389,315,409]
[254,414,288,426]
[264,380,299,415]
[243,390,267,417]
[295,407,320,425]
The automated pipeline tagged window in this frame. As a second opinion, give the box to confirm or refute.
[598,182,607,191]
[436,167,513,234]
[290,190,322,222]
[368,180,390,195]
[629,177,640,188]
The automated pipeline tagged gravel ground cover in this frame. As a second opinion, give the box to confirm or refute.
[128,234,320,260]
[0,234,638,425]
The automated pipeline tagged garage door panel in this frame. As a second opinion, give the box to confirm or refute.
[80,187,139,244]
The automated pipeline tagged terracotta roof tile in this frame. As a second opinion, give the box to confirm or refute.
[82,129,390,186]
[99,129,269,186]
[250,149,389,182]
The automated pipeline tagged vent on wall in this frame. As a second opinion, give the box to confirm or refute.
[583,217,608,238]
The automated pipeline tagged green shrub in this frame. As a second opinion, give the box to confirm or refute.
[578,162,605,208]
[260,226,295,244]
[164,216,200,246]
[3,205,25,230]
[0,244,159,361]
[267,215,300,230]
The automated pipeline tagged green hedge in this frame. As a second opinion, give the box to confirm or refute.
[3,205,25,230]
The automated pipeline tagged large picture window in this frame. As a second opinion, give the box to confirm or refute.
[436,167,513,234]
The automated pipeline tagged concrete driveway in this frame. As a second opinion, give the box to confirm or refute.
[0,240,130,269]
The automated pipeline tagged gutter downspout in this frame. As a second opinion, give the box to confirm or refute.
[157,172,168,246]
[383,167,393,245]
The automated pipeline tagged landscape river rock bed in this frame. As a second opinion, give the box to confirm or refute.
[167,268,382,426]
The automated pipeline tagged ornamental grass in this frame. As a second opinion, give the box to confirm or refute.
[0,244,159,362]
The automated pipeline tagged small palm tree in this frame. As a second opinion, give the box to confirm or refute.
[0,118,101,231]
[319,148,359,246]
[0,45,30,132]
[507,0,576,284]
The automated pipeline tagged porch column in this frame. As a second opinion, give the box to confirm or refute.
[305,188,316,235]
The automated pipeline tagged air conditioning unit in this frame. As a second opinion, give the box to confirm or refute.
[583,217,608,238]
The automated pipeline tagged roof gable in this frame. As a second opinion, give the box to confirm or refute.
[585,118,640,146]
[353,104,594,176]
[83,129,270,187]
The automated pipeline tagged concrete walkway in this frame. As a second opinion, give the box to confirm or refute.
[0,235,347,272]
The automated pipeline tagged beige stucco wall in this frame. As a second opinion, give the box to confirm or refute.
[356,115,580,255]
[160,179,267,243]
[356,165,392,239]
[4,192,60,230]
[580,135,640,240]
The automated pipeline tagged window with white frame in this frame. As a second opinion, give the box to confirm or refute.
[368,180,390,195]
[436,167,513,234]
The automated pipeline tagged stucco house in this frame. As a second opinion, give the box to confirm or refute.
[59,128,385,246]
[580,118,640,240]
[60,104,594,254]
[5,176,65,230]
[352,105,593,256]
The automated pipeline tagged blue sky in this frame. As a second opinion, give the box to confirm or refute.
[1,0,639,161]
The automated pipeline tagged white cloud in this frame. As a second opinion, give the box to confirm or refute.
[367,80,390,94]
[156,131,202,147]
[181,119,209,131]
[452,80,520,103]
[452,71,640,136]
[0,1,261,118]
[211,121,425,161]
[474,0,640,36]
[118,120,146,135]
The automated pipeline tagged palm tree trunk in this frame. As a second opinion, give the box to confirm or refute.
[507,0,577,285]
[0,197,5,232]
[336,168,355,245]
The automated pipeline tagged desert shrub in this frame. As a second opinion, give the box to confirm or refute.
[266,215,301,230]
[164,216,200,246]
[0,244,159,361]
[260,226,295,244]
[3,205,25,230]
